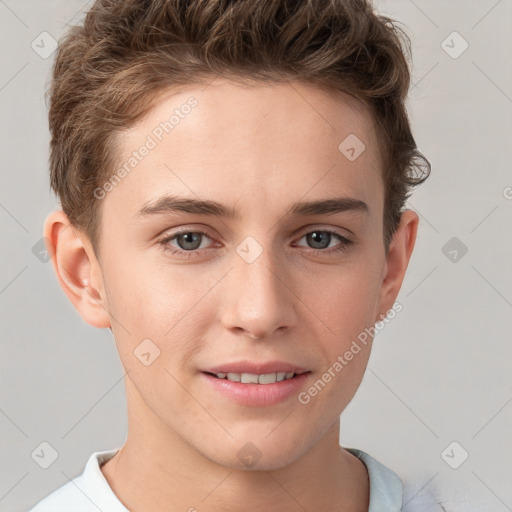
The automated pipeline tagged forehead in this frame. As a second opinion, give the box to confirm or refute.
[105,78,383,221]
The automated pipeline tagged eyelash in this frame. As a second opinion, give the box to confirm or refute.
[158,228,354,259]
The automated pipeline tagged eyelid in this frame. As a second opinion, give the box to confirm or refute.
[295,223,352,238]
[158,224,215,240]
[159,228,217,248]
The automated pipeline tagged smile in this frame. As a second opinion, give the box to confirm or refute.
[209,371,297,384]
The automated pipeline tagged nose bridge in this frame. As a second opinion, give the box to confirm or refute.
[221,235,295,338]
[237,241,279,296]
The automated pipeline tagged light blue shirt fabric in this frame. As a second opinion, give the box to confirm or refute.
[27,446,444,511]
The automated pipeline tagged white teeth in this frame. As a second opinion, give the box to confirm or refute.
[215,372,296,384]
[258,373,278,384]
[241,373,259,384]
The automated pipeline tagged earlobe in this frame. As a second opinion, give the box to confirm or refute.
[43,210,111,329]
[376,209,419,322]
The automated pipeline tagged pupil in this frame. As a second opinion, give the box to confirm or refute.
[308,231,330,249]
[178,232,201,250]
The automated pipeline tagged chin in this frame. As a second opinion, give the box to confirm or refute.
[200,433,307,472]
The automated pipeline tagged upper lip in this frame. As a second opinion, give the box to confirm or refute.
[203,361,310,375]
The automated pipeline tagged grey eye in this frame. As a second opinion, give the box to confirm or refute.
[175,232,204,250]
[305,231,334,249]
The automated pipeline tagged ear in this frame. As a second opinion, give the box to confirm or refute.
[43,210,111,329]
[375,209,419,322]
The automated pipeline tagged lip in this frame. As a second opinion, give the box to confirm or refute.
[201,371,311,407]
[203,360,310,375]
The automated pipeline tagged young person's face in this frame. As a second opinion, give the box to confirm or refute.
[48,78,417,470]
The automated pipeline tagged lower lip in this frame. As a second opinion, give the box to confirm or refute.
[201,372,311,406]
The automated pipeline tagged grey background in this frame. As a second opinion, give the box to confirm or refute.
[1,0,511,510]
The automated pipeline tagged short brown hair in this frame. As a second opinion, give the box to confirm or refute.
[47,0,430,257]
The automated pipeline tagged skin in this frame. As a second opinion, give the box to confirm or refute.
[44,77,418,512]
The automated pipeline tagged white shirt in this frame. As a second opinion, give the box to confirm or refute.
[27,446,448,511]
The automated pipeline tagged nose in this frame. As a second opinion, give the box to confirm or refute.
[220,242,298,340]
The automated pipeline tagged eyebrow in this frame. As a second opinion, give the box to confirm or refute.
[136,194,369,219]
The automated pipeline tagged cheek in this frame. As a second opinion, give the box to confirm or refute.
[300,269,378,415]
[104,252,211,333]
[103,254,218,379]
[302,259,382,346]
